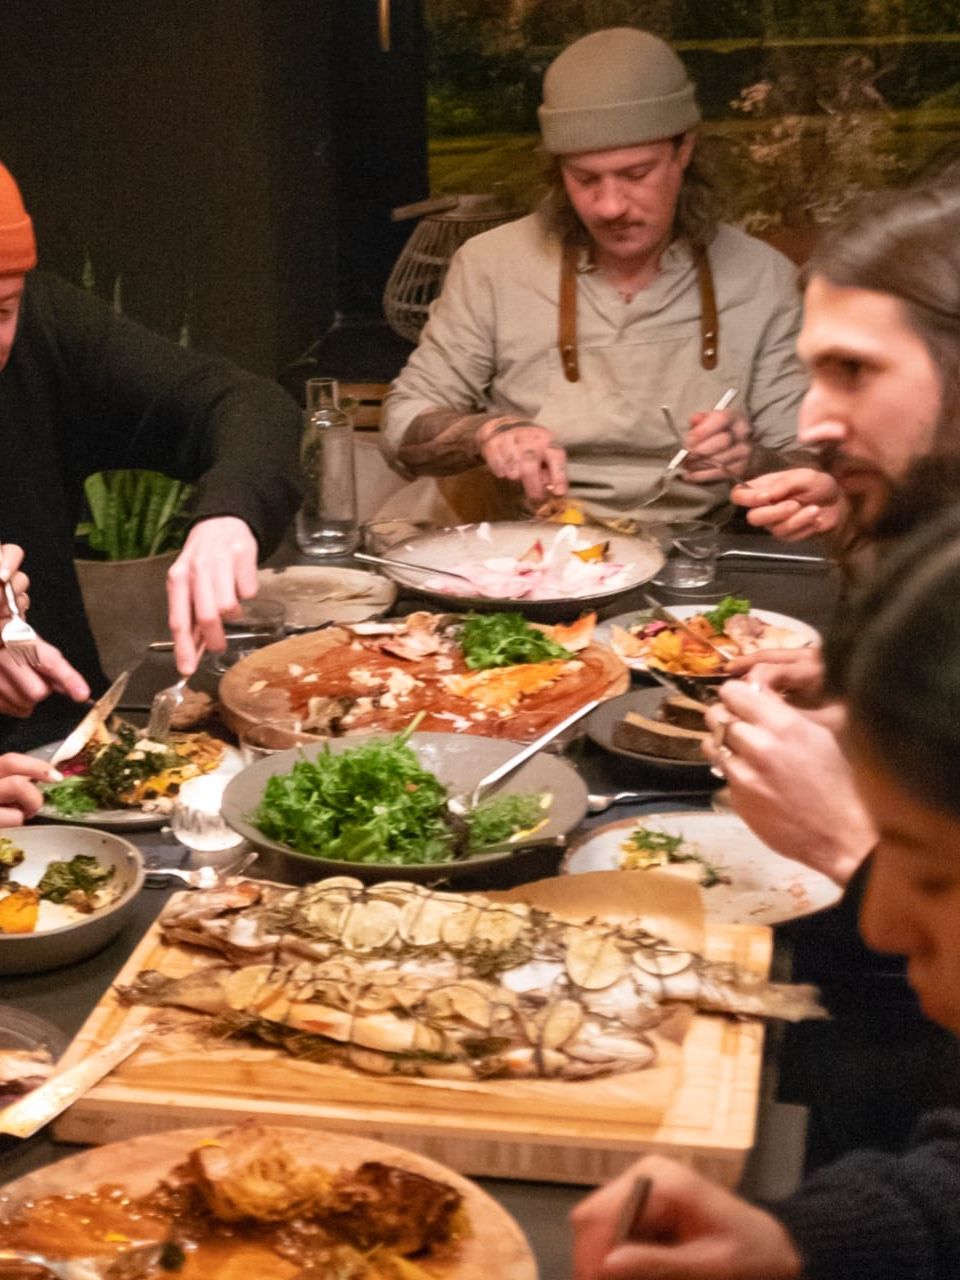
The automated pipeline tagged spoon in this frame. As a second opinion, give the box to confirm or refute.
[586,789,716,813]
[447,699,600,816]
[354,550,476,586]
[144,850,257,889]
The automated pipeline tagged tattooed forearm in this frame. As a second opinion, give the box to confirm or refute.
[397,408,535,475]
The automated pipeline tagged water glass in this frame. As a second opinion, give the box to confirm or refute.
[361,518,435,555]
[207,597,287,675]
[653,520,719,589]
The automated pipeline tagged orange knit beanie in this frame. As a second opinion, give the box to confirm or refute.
[0,161,37,274]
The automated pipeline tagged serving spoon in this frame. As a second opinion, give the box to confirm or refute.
[447,699,600,817]
[354,550,476,586]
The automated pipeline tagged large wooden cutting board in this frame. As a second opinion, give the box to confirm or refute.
[52,877,772,1188]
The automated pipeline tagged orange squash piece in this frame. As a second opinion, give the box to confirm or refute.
[0,887,40,934]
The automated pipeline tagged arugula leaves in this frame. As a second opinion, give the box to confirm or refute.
[459,613,572,669]
[465,793,548,848]
[253,728,549,866]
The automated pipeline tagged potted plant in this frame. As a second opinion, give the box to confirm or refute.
[74,470,194,678]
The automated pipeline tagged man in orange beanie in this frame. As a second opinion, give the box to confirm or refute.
[0,160,302,751]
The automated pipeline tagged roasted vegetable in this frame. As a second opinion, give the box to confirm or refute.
[0,887,39,934]
[38,855,115,905]
[0,837,25,884]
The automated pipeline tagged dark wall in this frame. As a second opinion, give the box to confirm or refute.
[0,1,428,377]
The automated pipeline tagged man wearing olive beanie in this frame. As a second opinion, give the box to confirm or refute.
[0,159,302,751]
[382,28,816,529]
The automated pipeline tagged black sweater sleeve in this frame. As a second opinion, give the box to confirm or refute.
[772,1110,960,1280]
[35,271,303,555]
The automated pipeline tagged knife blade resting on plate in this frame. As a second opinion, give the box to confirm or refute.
[641,594,732,664]
[0,1025,149,1138]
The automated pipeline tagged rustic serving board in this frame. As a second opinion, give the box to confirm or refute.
[52,881,772,1188]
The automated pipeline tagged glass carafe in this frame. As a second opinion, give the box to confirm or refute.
[295,377,359,557]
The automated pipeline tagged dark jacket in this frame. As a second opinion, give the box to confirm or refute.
[0,270,302,750]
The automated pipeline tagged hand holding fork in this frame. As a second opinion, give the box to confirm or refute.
[0,544,39,667]
[0,543,90,712]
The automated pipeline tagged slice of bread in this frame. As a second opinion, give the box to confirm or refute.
[659,692,709,732]
[613,709,708,762]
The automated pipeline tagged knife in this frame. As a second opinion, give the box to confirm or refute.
[50,669,131,767]
[641,593,732,665]
[0,1025,149,1138]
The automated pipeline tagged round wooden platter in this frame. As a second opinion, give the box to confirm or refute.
[217,623,629,743]
[0,1124,538,1279]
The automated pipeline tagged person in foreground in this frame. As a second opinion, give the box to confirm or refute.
[0,159,302,750]
[381,28,816,525]
[573,506,960,1280]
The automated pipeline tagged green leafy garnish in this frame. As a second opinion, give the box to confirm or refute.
[621,825,729,889]
[38,855,115,904]
[252,725,548,866]
[459,613,572,669]
[465,792,549,848]
[43,727,181,816]
[703,595,751,634]
[42,778,98,816]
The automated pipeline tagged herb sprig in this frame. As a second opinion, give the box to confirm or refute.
[459,613,572,669]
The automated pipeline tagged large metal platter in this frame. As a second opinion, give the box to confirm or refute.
[221,730,588,884]
[373,521,664,621]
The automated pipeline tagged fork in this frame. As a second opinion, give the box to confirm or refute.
[145,642,206,740]
[145,849,257,888]
[0,1240,168,1279]
[0,579,40,667]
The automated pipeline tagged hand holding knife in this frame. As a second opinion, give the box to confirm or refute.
[49,669,131,767]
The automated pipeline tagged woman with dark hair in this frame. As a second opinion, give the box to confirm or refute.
[572,507,960,1280]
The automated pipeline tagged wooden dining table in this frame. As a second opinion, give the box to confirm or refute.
[0,528,841,1277]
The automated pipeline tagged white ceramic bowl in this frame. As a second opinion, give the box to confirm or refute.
[0,826,144,974]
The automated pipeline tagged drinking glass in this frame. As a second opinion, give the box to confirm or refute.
[207,597,287,675]
[652,520,719,589]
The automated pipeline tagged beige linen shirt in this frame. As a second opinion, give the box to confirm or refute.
[381,213,808,521]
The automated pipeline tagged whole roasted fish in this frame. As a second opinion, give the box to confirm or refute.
[121,877,825,1082]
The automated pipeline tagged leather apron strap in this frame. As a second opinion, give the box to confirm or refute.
[559,240,580,382]
[557,240,719,381]
[693,244,719,370]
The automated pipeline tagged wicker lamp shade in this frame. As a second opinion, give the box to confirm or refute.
[383,193,521,343]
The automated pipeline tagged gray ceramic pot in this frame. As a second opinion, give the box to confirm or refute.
[75,549,178,679]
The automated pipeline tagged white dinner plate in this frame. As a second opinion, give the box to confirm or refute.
[563,810,841,926]
[31,741,243,830]
[257,566,396,630]
[597,605,819,674]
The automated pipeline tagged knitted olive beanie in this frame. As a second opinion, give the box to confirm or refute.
[539,28,700,155]
[0,162,36,274]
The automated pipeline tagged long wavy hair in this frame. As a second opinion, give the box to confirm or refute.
[537,135,720,251]
[802,174,960,567]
